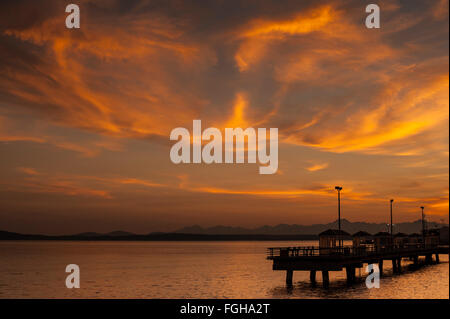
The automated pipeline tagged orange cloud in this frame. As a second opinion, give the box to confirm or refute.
[189,186,330,198]
[3,178,112,199]
[306,163,329,172]
[235,5,336,72]
[224,93,249,128]
[0,171,170,200]
[242,6,334,38]
[176,174,373,201]
[117,178,165,188]
[431,0,449,20]
[2,8,213,141]
[0,134,45,143]
[283,67,449,155]
[17,167,40,176]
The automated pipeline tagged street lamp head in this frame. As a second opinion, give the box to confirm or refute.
[390,199,394,203]
[420,206,424,210]
[335,186,342,191]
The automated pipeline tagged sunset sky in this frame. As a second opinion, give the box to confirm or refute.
[0,0,448,234]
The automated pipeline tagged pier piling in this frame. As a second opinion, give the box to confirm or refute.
[345,266,355,284]
[378,260,383,276]
[310,270,316,284]
[435,254,439,263]
[286,270,293,286]
[392,259,398,273]
[322,271,329,287]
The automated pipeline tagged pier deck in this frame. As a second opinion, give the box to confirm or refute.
[267,244,448,286]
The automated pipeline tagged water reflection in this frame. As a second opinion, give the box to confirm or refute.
[269,260,449,299]
[0,241,447,299]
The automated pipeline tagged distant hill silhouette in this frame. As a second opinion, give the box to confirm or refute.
[0,230,316,241]
[72,231,136,237]
[174,219,447,235]
[106,231,136,237]
[73,232,103,237]
[1,219,447,241]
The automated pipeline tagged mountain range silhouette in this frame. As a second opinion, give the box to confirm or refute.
[1,219,447,241]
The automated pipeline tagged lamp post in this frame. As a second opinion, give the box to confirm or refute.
[390,199,394,240]
[335,186,343,249]
[421,206,425,245]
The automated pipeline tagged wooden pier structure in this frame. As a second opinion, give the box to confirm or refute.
[267,244,449,287]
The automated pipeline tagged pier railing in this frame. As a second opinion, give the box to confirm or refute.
[267,243,437,259]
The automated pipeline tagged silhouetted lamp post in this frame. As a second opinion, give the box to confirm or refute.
[421,206,425,245]
[335,186,343,249]
[390,199,394,239]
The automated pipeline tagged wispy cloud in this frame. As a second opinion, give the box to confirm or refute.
[17,167,40,176]
[306,163,329,172]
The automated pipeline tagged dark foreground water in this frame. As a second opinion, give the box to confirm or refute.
[0,241,448,299]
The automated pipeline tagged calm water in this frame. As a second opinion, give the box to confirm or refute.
[0,241,448,299]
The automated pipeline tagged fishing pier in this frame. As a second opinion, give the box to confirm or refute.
[267,229,448,287]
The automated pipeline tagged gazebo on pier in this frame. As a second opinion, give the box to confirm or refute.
[352,231,373,247]
[374,231,392,249]
[319,229,350,255]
